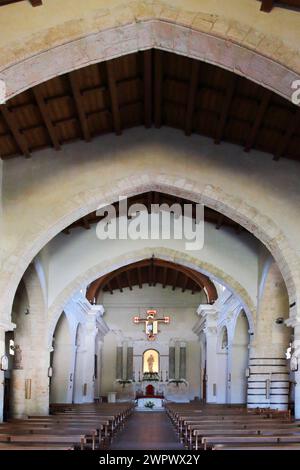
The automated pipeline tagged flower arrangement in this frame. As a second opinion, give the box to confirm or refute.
[116,379,133,388]
[168,378,188,387]
[142,372,160,382]
[144,400,155,409]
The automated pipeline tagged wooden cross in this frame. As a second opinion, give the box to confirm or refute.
[133,309,170,341]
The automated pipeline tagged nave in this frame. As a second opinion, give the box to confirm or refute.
[1,402,300,451]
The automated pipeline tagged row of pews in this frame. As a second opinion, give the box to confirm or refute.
[166,403,300,450]
[0,402,134,450]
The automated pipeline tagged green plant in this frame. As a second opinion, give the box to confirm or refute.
[144,400,155,409]
[168,379,188,387]
[116,379,132,388]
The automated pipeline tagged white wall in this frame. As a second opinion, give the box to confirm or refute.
[42,218,259,309]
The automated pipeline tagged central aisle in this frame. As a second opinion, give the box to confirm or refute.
[110,411,184,450]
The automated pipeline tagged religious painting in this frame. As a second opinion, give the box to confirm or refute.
[143,349,159,374]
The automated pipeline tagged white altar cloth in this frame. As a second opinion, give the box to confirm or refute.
[137,398,163,409]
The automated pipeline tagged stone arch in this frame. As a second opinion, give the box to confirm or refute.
[3,174,298,327]
[1,5,299,102]
[47,246,256,345]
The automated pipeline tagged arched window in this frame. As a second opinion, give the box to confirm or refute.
[143,349,159,373]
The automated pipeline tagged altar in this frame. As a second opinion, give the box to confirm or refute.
[137,397,164,410]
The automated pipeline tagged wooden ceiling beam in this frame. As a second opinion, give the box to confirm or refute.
[260,0,274,12]
[274,107,300,161]
[69,72,91,142]
[215,75,237,144]
[29,0,42,5]
[244,90,272,152]
[216,213,224,230]
[185,61,200,136]
[82,217,90,230]
[144,50,152,128]
[172,271,179,291]
[154,50,163,129]
[115,275,123,293]
[162,267,168,288]
[137,267,143,289]
[106,281,113,295]
[182,275,189,293]
[0,105,31,157]
[106,60,122,135]
[33,87,60,151]
[126,270,132,290]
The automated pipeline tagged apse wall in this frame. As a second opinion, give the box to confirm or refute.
[100,285,202,400]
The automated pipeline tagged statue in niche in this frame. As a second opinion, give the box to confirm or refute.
[13,345,23,370]
[221,328,228,349]
[147,353,155,373]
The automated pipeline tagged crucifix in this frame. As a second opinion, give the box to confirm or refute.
[133,309,170,341]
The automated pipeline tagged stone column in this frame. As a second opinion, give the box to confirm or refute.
[197,305,218,403]
[248,261,290,410]
[179,342,186,380]
[169,342,175,380]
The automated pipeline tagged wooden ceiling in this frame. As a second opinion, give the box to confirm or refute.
[86,258,218,303]
[0,49,300,162]
[0,0,42,6]
[63,191,246,235]
[259,0,300,12]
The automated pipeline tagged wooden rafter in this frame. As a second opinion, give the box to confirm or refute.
[244,90,272,152]
[33,87,60,151]
[106,60,122,135]
[126,271,132,290]
[216,214,224,230]
[154,50,163,129]
[162,267,168,288]
[115,275,123,293]
[82,217,90,230]
[86,258,218,303]
[143,50,152,128]
[172,271,179,291]
[260,0,274,11]
[274,107,300,161]
[0,105,31,157]
[185,61,199,136]
[137,267,143,289]
[0,0,42,6]
[215,75,237,144]
[182,275,189,293]
[69,72,91,142]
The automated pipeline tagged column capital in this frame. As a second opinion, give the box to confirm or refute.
[0,320,16,333]
[197,304,218,320]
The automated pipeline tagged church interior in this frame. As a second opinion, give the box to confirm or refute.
[0,0,300,452]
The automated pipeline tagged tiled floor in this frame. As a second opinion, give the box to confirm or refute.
[110,411,184,450]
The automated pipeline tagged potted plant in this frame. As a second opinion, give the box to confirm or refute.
[116,379,132,389]
[168,378,188,387]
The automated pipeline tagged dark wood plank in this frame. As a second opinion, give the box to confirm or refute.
[274,107,300,160]
[106,60,122,135]
[144,50,152,128]
[244,90,272,152]
[154,50,163,129]
[215,75,237,144]
[33,87,60,150]
[260,0,274,12]
[185,61,200,136]
[0,105,30,157]
[69,73,91,142]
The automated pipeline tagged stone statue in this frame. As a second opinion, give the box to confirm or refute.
[147,353,155,373]
[13,345,23,370]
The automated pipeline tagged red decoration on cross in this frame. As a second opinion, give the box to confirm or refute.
[133,309,170,340]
